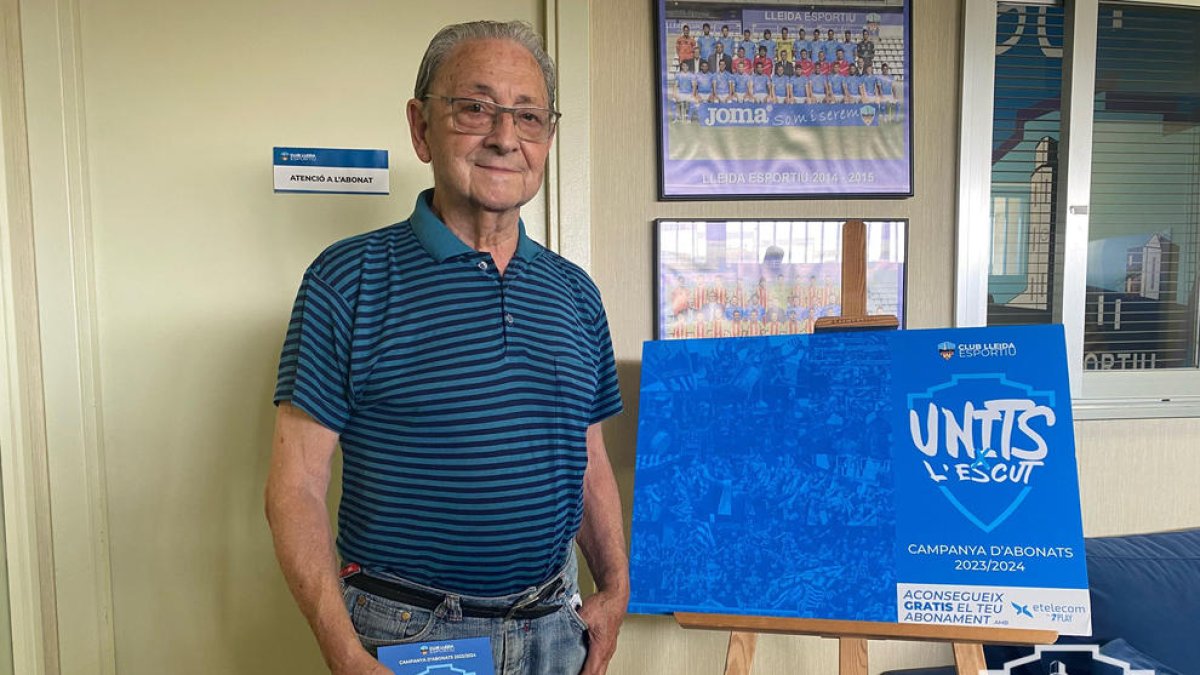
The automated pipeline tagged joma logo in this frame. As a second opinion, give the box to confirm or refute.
[705,107,769,125]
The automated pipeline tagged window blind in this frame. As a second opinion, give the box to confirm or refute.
[1083,2,1200,371]
[988,3,1066,327]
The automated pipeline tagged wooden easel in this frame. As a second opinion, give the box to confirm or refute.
[676,612,1055,675]
[673,221,1057,675]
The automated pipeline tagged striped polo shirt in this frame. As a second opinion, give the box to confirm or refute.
[274,190,623,596]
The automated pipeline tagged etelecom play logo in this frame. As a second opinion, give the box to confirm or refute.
[906,359,1057,533]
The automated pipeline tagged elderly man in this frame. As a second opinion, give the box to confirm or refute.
[265,20,627,675]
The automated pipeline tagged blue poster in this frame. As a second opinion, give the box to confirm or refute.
[629,325,1091,634]
[377,637,495,675]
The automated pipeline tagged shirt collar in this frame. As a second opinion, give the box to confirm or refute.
[409,189,543,264]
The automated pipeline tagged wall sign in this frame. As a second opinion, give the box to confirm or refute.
[273,146,389,194]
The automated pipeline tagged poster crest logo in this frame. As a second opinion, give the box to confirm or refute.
[938,341,956,360]
[907,374,1056,532]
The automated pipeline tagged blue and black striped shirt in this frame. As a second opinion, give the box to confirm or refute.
[275,190,623,596]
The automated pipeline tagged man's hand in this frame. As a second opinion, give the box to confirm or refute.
[577,587,628,675]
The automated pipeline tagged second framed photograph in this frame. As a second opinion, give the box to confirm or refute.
[655,218,907,339]
[656,1,913,199]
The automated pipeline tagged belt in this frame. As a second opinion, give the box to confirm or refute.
[341,565,564,620]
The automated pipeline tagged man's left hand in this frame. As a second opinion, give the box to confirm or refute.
[576,588,628,675]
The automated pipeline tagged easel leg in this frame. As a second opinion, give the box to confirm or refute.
[723,631,758,675]
[952,642,986,675]
[838,637,868,675]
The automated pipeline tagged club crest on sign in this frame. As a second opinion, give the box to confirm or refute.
[906,374,1056,532]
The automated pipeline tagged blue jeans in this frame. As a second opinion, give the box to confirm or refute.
[341,551,589,675]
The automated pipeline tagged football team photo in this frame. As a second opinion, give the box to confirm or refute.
[656,0,912,198]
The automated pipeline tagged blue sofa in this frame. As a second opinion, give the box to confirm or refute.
[884,528,1200,675]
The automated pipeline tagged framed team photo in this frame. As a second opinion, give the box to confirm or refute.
[655,218,907,339]
[655,1,913,199]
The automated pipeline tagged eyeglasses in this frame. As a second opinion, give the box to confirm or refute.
[423,95,561,143]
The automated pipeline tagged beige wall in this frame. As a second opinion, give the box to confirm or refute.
[0,479,9,674]
[589,0,1199,673]
[1074,419,1200,536]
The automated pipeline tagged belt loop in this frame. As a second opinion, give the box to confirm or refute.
[438,594,463,622]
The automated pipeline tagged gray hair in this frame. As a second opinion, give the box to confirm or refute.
[414,21,558,110]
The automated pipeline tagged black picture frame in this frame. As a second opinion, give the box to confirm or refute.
[654,1,914,200]
[654,218,909,339]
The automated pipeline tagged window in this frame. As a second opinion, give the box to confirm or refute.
[958,0,1200,417]
[1085,4,1200,372]
[989,4,1065,327]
